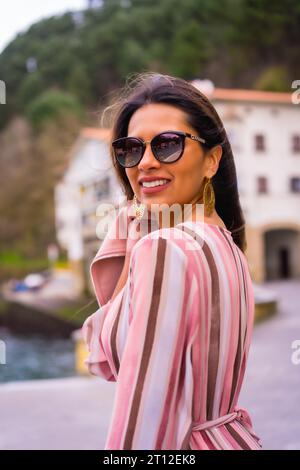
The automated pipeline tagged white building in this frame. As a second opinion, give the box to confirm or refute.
[55,127,123,292]
[200,86,300,282]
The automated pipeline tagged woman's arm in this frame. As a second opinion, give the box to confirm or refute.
[110,249,131,301]
[105,235,197,449]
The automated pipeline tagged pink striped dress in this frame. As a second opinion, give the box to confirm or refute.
[82,202,263,450]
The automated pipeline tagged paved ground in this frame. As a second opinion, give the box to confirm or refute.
[0,280,299,450]
[0,376,115,450]
[240,280,300,450]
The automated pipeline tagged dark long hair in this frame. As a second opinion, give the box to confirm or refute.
[104,72,246,252]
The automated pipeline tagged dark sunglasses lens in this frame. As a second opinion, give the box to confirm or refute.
[152,133,183,163]
[113,138,143,167]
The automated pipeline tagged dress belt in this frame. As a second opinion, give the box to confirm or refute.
[191,407,262,446]
[192,407,254,434]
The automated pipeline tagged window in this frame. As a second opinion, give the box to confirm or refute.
[292,135,300,153]
[82,211,97,227]
[290,177,300,193]
[255,134,265,152]
[94,177,109,200]
[257,176,268,194]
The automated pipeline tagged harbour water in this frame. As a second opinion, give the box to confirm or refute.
[0,327,76,382]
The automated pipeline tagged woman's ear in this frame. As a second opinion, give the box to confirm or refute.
[206,144,222,177]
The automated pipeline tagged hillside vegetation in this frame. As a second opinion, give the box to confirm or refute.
[0,0,299,269]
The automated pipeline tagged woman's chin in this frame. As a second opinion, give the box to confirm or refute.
[143,198,169,212]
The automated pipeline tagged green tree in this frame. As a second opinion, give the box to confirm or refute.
[26,89,83,130]
[254,66,290,92]
[17,71,44,110]
[66,64,92,104]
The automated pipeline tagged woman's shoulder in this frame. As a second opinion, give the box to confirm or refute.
[130,223,212,278]
[131,220,241,267]
[132,224,197,256]
[136,220,229,246]
[129,227,197,293]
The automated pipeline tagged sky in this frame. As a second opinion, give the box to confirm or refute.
[0,0,87,54]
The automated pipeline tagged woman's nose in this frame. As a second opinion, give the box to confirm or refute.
[137,145,161,171]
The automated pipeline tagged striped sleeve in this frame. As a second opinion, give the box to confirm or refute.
[82,300,116,381]
[104,234,198,450]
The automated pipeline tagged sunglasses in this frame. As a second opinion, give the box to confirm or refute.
[111,130,206,168]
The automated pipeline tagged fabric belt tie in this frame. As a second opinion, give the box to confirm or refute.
[192,407,246,432]
[191,406,259,442]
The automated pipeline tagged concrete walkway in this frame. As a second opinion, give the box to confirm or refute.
[1,280,299,450]
[0,376,116,450]
[240,280,300,450]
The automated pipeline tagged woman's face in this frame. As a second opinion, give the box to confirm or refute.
[126,103,216,214]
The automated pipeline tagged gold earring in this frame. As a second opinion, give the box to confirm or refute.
[203,177,215,217]
[133,193,146,220]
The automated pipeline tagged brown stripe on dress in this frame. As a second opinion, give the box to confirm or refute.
[110,298,123,374]
[236,250,249,345]
[218,230,243,410]
[225,423,252,450]
[229,313,242,409]
[232,246,248,403]
[175,225,221,420]
[123,237,167,449]
[181,424,193,450]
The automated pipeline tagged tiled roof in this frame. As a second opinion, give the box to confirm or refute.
[209,88,292,104]
[81,127,112,141]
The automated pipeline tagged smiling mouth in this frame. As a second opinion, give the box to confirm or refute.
[140,179,172,194]
[139,178,171,188]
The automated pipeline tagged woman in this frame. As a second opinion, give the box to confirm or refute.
[82,72,262,450]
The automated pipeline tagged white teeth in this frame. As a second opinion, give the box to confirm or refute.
[142,179,170,188]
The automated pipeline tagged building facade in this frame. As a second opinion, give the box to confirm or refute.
[55,127,124,293]
[197,86,300,282]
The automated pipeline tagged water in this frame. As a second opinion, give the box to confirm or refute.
[0,328,76,383]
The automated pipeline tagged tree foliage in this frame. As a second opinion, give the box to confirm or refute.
[26,89,83,130]
[0,0,299,261]
[0,0,299,129]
